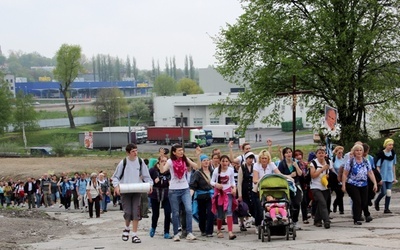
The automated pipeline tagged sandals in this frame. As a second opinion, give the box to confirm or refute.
[217,231,224,238]
[122,229,130,241]
[132,235,141,243]
[229,234,237,240]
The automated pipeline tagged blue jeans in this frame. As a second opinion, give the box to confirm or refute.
[169,188,193,235]
[100,195,109,211]
[375,181,393,210]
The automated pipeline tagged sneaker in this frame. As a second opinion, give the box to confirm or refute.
[186,233,196,240]
[324,222,330,229]
[201,232,207,236]
[149,228,155,238]
[173,234,180,242]
[365,216,373,222]
[59,204,63,208]
[240,225,247,231]
[164,233,172,239]
[314,221,322,227]
[384,209,392,214]
[374,201,380,211]
[293,222,301,230]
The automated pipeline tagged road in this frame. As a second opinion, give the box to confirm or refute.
[26,192,400,250]
[138,128,315,155]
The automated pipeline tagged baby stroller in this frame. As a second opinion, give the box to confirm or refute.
[258,174,296,242]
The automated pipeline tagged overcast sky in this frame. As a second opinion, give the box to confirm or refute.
[1,0,244,70]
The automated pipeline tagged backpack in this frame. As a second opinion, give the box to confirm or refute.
[305,159,330,186]
[119,157,143,180]
[374,149,396,167]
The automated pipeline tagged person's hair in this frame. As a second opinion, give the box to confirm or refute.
[241,143,250,150]
[362,143,370,154]
[220,155,231,163]
[351,144,364,155]
[294,149,303,157]
[258,149,271,164]
[282,147,293,158]
[315,146,325,154]
[155,155,168,169]
[211,153,220,160]
[125,143,137,153]
[170,144,189,163]
[212,148,220,154]
[333,146,344,155]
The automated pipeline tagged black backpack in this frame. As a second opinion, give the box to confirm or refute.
[304,159,330,186]
[119,157,143,180]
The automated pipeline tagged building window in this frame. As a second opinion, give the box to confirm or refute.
[194,118,203,126]
[210,118,219,125]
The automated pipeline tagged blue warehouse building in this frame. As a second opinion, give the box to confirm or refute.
[15,81,152,98]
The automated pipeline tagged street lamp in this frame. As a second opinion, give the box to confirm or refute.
[191,96,197,126]
[117,97,121,126]
[180,112,184,150]
[102,109,112,154]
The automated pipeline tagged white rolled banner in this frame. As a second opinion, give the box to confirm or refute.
[119,183,151,194]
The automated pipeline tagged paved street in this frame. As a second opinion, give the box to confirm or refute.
[26,192,400,250]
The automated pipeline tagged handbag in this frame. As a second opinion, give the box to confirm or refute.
[105,195,110,203]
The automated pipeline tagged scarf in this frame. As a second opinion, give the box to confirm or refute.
[172,158,187,179]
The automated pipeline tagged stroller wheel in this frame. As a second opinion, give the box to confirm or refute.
[292,227,296,240]
[267,227,271,242]
[261,227,265,242]
[286,226,290,240]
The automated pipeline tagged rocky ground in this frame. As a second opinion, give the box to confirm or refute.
[0,208,87,250]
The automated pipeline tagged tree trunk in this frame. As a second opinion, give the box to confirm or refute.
[62,91,76,129]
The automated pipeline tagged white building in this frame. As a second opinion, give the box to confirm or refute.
[4,74,16,97]
[153,92,311,129]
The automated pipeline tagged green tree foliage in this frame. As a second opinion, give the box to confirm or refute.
[53,44,84,129]
[132,57,138,80]
[13,90,38,148]
[184,55,189,78]
[214,0,400,145]
[177,78,203,94]
[95,88,127,126]
[5,51,55,81]
[153,74,177,96]
[126,55,132,78]
[13,90,38,131]
[0,76,13,134]
[130,99,151,120]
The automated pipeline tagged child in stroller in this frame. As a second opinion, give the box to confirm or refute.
[265,195,288,224]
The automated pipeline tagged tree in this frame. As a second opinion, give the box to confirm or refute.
[0,76,13,134]
[177,78,203,94]
[95,88,127,126]
[13,90,38,149]
[53,44,84,129]
[130,99,151,121]
[213,0,400,145]
[189,55,195,80]
[126,55,132,78]
[153,74,177,96]
[132,57,138,80]
[184,55,189,78]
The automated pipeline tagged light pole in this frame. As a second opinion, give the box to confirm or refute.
[117,97,121,126]
[102,109,112,154]
[180,112,184,150]
[191,96,197,126]
[88,83,91,98]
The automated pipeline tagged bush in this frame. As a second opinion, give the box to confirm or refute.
[50,135,73,157]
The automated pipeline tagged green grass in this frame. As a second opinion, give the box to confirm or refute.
[36,107,95,119]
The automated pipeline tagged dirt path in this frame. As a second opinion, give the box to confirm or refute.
[0,156,122,181]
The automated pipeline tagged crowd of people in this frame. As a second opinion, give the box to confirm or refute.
[0,138,397,244]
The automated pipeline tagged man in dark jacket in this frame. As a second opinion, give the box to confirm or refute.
[24,177,37,209]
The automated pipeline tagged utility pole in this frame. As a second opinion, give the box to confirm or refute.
[276,75,312,151]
